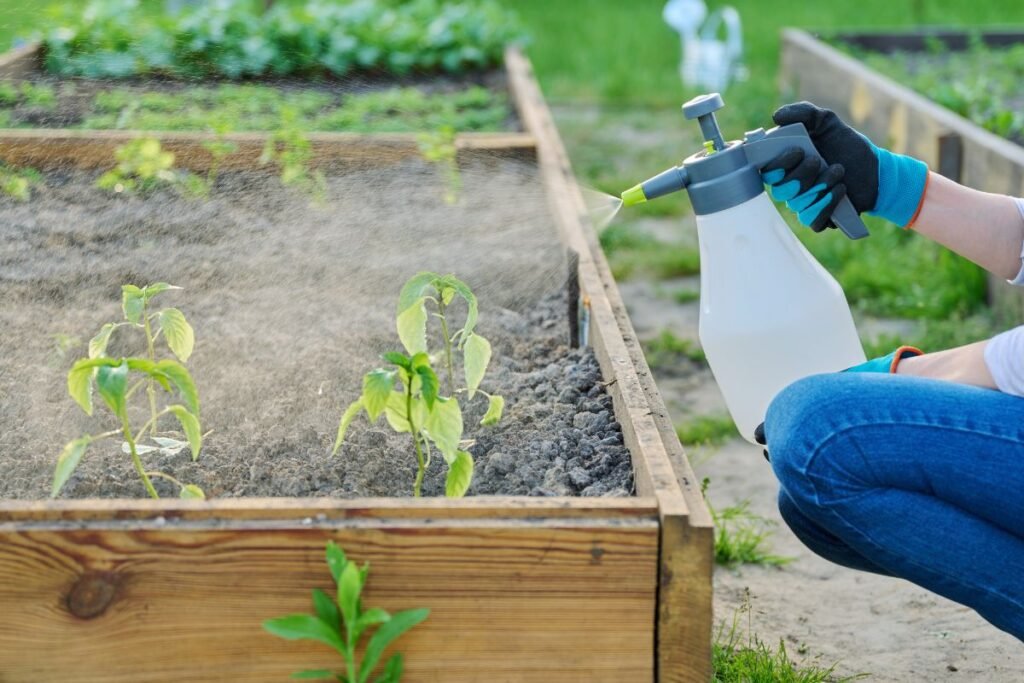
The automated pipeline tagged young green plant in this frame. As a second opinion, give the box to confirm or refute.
[264,541,429,683]
[333,350,473,498]
[417,125,460,205]
[97,137,179,194]
[53,283,204,500]
[396,272,503,425]
[261,107,326,199]
[0,161,41,201]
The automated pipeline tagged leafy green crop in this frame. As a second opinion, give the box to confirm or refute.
[41,0,527,81]
[261,108,325,199]
[417,126,461,205]
[264,541,429,683]
[97,137,178,194]
[54,283,204,500]
[334,273,502,498]
[0,161,41,201]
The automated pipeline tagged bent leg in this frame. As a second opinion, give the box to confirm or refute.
[766,373,1024,641]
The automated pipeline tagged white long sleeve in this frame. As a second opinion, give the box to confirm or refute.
[1009,198,1024,285]
[984,326,1024,397]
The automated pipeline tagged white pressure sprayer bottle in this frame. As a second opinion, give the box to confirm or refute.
[621,93,867,443]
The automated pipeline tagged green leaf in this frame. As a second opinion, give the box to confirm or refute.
[358,608,430,682]
[159,308,195,362]
[396,298,427,356]
[143,282,179,300]
[356,607,391,637]
[439,274,478,341]
[52,437,89,498]
[440,286,456,306]
[179,484,205,500]
[263,614,345,654]
[423,397,462,460]
[337,562,361,631]
[154,359,200,416]
[325,541,347,584]
[121,284,145,323]
[96,360,129,416]
[372,654,403,683]
[415,365,439,410]
[481,394,505,427]
[396,272,441,314]
[462,333,491,398]
[312,588,340,633]
[384,391,411,433]
[166,405,202,460]
[445,450,474,498]
[88,323,116,359]
[381,351,410,369]
[363,370,395,422]
[332,399,363,456]
[291,671,336,681]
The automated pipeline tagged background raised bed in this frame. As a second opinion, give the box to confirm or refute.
[781,27,1024,325]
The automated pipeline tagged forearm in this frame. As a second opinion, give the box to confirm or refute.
[911,172,1024,280]
[895,340,997,389]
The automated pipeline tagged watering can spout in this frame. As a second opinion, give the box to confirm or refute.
[621,165,690,207]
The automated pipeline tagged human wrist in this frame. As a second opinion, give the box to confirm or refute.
[846,346,923,374]
[867,145,929,228]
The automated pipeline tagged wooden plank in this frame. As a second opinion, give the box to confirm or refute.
[836,29,1024,54]
[0,129,537,171]
[0,42,40,80]
[0,518,658,682]
[504,46,712,683]
[0,496,658,525]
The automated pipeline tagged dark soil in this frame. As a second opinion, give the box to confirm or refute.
[0,160,633,499]
[1,70,517,131]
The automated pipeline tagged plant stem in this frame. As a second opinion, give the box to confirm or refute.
[407,384,425,498]
[143,306,159,437]
[344,600,357,683]
[135,406,171,442]
[121,415,159,499]
[437,298,455,396]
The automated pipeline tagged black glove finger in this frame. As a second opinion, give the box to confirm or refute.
[772,101,835,137]
[808,181,848,233]
[762,146,805,177]
[768,153,823,202]
[754,422,766,445]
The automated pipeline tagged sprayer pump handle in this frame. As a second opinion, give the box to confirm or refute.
[744,123,870,240]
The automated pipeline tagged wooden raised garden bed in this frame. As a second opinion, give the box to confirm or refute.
[0,44,713,683]
[780,28,1024,323]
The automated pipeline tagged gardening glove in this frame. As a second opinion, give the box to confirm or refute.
[844,345,923,374]
[760,102,929,230]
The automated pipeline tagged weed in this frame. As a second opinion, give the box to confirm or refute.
[54,283,203,500]
[264,541,429,683]
[677,414,736,447]
[417,125,461,205]
[713,591,867,682]
[0,161,41,201]
[700,479,791,568]
[643,329,706,369]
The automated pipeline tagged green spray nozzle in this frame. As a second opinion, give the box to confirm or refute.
[620,165,690,207]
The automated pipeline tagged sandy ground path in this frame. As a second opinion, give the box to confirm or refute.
[619,270,1024,681]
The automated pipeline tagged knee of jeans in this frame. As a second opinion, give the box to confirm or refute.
[764,374,841,491]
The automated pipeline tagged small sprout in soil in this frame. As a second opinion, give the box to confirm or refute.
[0,161,41,201]
[53,283,203,500]
[264,541,429,683]
[702,479,791,569]
[334,350,474,498]
[97,137,179,194]
[417,125,461,205]
[261,107,326,200]
[181,118,238,198]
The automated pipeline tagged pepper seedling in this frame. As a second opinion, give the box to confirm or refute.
[264,541,429,683]
[333,351,472,498]
[396,272,503,426]
[53,283,204,500]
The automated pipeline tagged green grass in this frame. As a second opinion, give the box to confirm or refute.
[643,328,706,369]
[711,499,792,568]
[672,287,700,304]
[677,414,737,447]
[599,222,700,280]
[713,599,868,682]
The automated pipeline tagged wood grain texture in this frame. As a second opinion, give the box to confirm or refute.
[504,47,713,682]
[0,517,658,682]
[0,128,537,171]
[781,28,1024,325]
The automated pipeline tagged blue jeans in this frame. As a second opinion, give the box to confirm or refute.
[765,372,1024,641]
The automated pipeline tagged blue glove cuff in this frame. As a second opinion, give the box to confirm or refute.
[868,145,929,227]
[844,346,923,374]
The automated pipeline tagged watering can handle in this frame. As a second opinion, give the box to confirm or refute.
[744,123,870,240]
